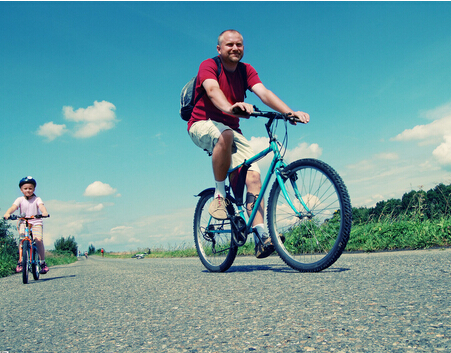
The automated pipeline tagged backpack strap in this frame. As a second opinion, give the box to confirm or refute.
[238,62,248,98]
[192,56,222,107]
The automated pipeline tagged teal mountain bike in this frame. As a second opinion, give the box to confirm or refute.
[193,107,352,272]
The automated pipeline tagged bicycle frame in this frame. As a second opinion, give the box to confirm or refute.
[19,220,36,265]
[227,116,311,237]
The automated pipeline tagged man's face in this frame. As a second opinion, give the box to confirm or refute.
[217,31,244,65]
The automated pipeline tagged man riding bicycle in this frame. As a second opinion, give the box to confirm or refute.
[188,29,310,258]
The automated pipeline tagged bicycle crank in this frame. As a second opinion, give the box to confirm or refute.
[230,215,247,246]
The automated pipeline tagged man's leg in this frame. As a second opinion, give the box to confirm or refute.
[209,129,234,219]
[245,170,264,225]
[246,170,275,258]
[212,129,234,183]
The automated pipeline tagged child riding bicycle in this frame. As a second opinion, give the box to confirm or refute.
[3,177,50,274]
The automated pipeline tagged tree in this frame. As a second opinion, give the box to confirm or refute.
[352,207,370,225]
[426,183,451,219]
[54,236,78,256]
[88,244,96,255]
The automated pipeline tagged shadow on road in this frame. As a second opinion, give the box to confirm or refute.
[37,275,76,282]
[207,265,350,273]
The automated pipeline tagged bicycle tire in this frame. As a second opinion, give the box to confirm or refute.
[32,245,41,281]
[267,159,352,272]
[193,190,238,272]
[22,241,30,284]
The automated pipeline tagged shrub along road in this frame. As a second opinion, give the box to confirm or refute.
[1,249,450,352]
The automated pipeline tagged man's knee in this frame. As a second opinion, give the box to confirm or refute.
[246,170,262,188]
[218,129,234,146]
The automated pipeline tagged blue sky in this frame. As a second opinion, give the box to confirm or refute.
[1,1,451,252]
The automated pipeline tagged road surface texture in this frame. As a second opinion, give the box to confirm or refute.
[1,249,450,352]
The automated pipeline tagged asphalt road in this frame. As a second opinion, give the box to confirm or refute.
[1,249,450,353]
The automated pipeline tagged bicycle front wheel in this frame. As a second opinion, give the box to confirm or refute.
[32,245,41,281]
[193,190,238,272]
[22,241,30,284]
[267,159,352,272]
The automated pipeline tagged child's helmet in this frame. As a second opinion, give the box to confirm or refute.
[19,176,37,188]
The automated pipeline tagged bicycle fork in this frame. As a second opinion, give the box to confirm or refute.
[275,167,312,218]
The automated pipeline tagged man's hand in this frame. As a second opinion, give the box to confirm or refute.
[289,111,310,125]
[230,102,254,117]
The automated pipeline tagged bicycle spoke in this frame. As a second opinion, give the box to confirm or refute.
[193,191,237,272]
[268,159,352,272]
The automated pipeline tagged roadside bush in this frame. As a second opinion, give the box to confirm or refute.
[54,235,78,256]
[0,219,19,278]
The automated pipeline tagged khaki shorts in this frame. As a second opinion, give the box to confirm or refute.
[189,119,260,173]
[19,223,43,240]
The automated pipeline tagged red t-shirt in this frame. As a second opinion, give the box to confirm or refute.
[188,57,262,133]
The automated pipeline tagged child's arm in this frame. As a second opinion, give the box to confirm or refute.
[3,204,18,219]
[38,203,49,217]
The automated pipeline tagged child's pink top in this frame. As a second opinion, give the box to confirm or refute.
[13,195,44,225]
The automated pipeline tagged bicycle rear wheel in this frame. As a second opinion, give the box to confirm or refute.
[193,190,238,272]
[22,241,30,284]
[32,245,41,281]
[267,159,352,272]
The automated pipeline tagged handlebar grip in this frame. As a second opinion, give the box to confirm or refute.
[232,106,247,115]
[35,214,50,219]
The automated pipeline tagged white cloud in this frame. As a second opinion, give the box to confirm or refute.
[420,102,451,121]
[391,102,451,165]
[84,181,117,197]
[87,203,105,212]
[432,135,451,165]
[37,101,117,141]
[36,121,67,141]
[285,142,322,163]
[391,115,451,144]
[63,100,117,138]
[36,199,114,250]
[248,136,322,168]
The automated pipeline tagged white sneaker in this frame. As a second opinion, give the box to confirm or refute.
[208,196,229,220]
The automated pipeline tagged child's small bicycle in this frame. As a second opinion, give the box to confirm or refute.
[193,107,352,272]
[7,214,49,284]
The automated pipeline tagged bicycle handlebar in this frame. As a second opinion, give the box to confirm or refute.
[5,215,50,221]
[233,106,300,123]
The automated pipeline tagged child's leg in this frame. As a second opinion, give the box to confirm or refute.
[32,225,45,261]
[18,223,25,262]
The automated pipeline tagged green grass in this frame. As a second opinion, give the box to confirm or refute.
[104,242,256,259]
[3,214,451,278]
[348,216,451,252]
[102,215,451,261]
[45,250,78,266]
[0,250,77,278]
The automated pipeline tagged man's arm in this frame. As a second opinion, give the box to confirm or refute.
[203,79,254,116]
[251,83,310,124]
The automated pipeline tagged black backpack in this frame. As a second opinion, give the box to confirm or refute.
[179,56,247,121]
